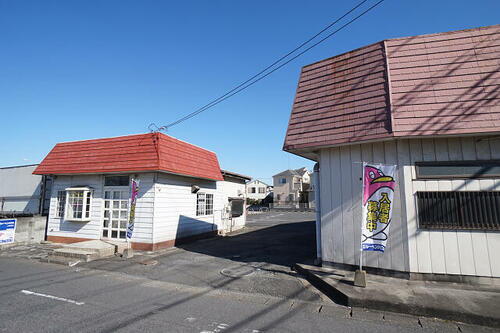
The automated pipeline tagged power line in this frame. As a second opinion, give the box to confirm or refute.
[156,0,384,131]
[155,0,369,131]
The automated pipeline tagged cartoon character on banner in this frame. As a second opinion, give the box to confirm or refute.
[362,165,396,249]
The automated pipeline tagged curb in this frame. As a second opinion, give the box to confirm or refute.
[294,263,500,329]
[0,241,30,250]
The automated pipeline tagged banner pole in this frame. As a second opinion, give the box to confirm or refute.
[360,247,363,271]
[354,162,366,287]
[360,161,364,272]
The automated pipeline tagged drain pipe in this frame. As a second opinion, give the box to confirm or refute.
[313,163,322,265]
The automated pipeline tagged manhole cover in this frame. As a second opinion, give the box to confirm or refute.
[220,265,256,278]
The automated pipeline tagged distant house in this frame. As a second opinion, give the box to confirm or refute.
[246,179,272,201]
[34,133,250,251]
[283,25,500,280]
[272,167,313,207]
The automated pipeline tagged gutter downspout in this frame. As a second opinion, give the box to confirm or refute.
[313,163,322,265]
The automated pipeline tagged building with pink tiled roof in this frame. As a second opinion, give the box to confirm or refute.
[284,25,500,280]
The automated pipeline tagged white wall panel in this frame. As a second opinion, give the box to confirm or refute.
[330,148,344,264]
[319,149,334,262]
[318,136,500,277]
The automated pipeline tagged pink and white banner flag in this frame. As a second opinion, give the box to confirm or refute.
[126,179,140,239]
[361,163,397,252]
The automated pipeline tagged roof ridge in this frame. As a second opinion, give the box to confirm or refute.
[157,132,218,155]
[301,24,500,72]
[51,132,152,145]
[383,23,500,42]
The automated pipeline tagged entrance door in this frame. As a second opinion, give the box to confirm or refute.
[102,189,129,240]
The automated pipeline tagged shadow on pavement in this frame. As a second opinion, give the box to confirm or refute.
[176,220,316,268]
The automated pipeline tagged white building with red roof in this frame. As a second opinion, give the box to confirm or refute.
[34,132,250,251]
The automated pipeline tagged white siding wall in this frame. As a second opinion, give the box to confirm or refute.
[319,136,500,277]
[48,172,247,247]
[153,173,247,243]
[48,175,103,240]
[402,137,500,277]
[47,173,155,244]
[130,173,155,244]
[153,173,220,243]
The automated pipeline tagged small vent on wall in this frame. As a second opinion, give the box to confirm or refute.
[416,191,500,231]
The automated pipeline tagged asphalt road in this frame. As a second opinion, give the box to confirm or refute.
[0,212,493,332]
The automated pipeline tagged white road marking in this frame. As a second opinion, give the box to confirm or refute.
[200,322,230,333]
[21,290,84,305]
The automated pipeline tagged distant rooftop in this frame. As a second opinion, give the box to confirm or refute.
[273,167,309,177]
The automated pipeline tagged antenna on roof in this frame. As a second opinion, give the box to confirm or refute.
[148,123,167,133]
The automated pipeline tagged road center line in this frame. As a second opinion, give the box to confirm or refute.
[21,290,85,305]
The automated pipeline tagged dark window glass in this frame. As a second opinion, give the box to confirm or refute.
[417,191,500,231]
[230,199,244,217]
[102,230,108,237]
[104,176,130,186]
[416,161,500,179]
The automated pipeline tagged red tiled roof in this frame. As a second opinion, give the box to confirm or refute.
[284,24,500,152]
[33,133,224,181]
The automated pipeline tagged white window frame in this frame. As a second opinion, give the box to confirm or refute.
[206,193,213,215]
[56,190,66,218]
[196,192,214,216]
[102,187,130,240]
[64,187,93,222]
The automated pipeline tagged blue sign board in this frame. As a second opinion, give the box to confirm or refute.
[0,219,17,244]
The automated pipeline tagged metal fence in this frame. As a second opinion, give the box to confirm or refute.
[269,202,314,211]
[417,191,500,230]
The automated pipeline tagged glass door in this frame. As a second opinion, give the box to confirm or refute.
[102,189,130,240]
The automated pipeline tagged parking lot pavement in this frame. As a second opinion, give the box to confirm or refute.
[4,257,489,333]
[0,211,322,303]
[82,211,322,302]
[246,211,316,227]
[1,212,495,332]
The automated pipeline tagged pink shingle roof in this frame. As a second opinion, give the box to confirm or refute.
[284,24,500,152]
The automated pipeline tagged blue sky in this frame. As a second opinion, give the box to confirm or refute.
[1,0,499,183]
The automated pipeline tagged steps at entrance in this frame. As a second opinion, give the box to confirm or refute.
[49,248,99,263]
[62,240,117,257]
[47,240,125,265]
[102,240,128,255]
